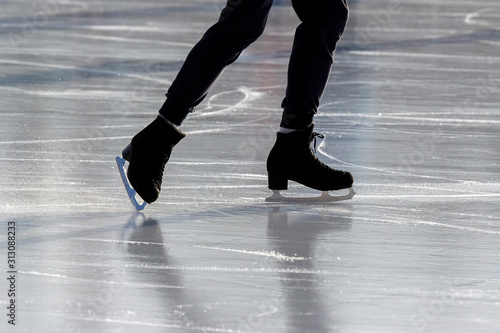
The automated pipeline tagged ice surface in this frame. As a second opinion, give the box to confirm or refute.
[0,0,499,332]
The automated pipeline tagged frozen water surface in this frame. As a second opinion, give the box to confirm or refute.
[1,0,499,332]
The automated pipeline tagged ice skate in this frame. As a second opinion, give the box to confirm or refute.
[116,115,186,209]
[266,123,354,203]
[116,155,147,210]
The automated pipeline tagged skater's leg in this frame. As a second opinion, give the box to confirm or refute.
[160,0,274,126]
[123,0,273,205]
[267,0,353,193]
[281,0,349,129]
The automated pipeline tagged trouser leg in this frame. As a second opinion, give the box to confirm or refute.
[160,0,274,125]
[280,0,349,129]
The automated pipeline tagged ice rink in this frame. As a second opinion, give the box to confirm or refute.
[1,0,499,332]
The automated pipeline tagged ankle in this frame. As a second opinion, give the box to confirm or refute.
[278,127,301,134]
[278,122,314,134]
[158,113,181,131]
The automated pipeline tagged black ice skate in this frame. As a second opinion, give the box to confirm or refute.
[116,116,186,210]
[266,123,355,202]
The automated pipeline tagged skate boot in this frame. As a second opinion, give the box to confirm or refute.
[266,123,354,202]
[122,116,186,204]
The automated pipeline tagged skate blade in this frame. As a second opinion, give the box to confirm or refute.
[265,187,355,203]
[115,156,147,211]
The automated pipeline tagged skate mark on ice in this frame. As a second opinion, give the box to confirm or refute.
[31,260,324,274]
[357,182,500,199]
[73,237,165,246]
[0,59,172,85]
[348,50,496,62]
[355,216,500,235]
[189,86,264,119]
[87,262,322,275]
[362,192,500,200]
[0,135,130,145]
[465,8,500,28]
[50,30,195,47]
[166,184,263,190]
[170,161,261,166]
[193,245,307,262]
[479,40,500,46]
[185,114,277,135]
[317,110,500,125]
[363,199,500,221]
[54,315,235,332]
[316,140,468,183]
[18,271,186,289]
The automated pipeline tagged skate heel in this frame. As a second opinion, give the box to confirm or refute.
[122,143,132,161]
[268,172,288,190]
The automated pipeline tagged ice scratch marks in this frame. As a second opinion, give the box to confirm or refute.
[194,245,307,263]
[189,86,265,120]
[364,192,500,200]
[0,86,158,100]
[349,50,498,62]
[73,237,165,246]
[0,59,172,85]
[17,271,185,289]
[60,316,236,332]
[316,139,460,182]
[130,264,321,274]
[0,136,131,145]
[319,111,500,125]
[48,30,194,48]
[356,216,500,235]
[465,8,500,28]
[22,264,320,275]
[465,8,500,49]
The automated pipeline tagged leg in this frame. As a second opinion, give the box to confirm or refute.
[161,0,274,125]
[281,0,349,129]
[267,0,353,194]
[123,0,273,205]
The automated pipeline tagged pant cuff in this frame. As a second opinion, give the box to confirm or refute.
[158,99,193,126]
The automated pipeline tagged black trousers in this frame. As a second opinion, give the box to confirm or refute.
[160,0,349,129]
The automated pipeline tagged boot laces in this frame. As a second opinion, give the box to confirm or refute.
[311,132,324,153]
